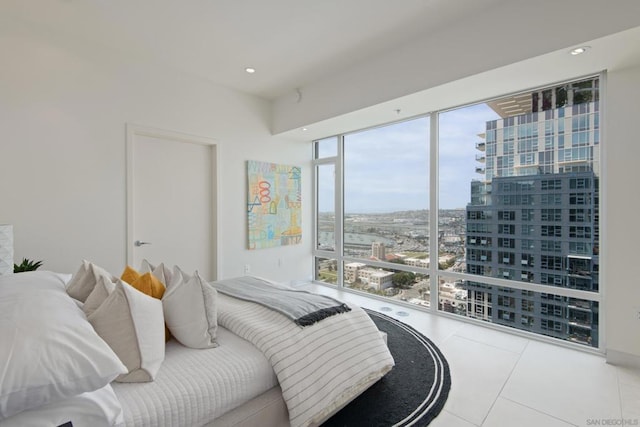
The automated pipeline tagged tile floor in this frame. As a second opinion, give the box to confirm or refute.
[297,283,640,427]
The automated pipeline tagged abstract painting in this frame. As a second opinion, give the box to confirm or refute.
[247,160,302,249]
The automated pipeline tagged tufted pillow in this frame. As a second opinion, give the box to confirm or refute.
[87,279,165,383]
[0,271,127,420]
[162,266,218,349]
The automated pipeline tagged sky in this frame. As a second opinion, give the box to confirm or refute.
[318,103,500,213]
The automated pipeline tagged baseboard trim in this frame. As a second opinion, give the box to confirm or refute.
[606,349,640,369]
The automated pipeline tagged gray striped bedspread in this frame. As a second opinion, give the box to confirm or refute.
[217,292,395,427]
[211,276,351,326]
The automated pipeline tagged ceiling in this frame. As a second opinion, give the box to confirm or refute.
[3,0,509,100]
[4,0,640,141]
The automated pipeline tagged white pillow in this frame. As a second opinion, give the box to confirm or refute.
[162,267,218,349]
[87,280,165,383]
[0,383,124,427]
[140,260,173,286]
[66,260,115,303]
[82,274,116,317]
[140,258,155,272]
[0,271,127,420]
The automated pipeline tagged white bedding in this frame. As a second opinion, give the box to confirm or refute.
[217,293,395,427]
[0,384,124,427]
[112,327,278,427]
[2,273,391,427]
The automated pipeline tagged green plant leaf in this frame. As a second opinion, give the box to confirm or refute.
[14,258,44,273]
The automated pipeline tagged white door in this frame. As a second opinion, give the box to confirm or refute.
[126,125,218,281]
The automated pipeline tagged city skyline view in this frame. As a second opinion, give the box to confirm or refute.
[315,75,601,347]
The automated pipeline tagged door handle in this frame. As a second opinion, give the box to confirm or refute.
[134,240,152,247]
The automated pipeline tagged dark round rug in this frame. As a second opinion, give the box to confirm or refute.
[321,309,451,427]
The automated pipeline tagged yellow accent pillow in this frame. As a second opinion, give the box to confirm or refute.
[131,272,166,299]
[121,266,165,299]
[121,265,141,288]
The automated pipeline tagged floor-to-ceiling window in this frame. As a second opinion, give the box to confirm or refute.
[313,75,601,349]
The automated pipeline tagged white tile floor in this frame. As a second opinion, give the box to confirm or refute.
[297,283,640,427]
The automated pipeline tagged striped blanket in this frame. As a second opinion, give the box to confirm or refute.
[217,292,395,427]
[211,276,351,326]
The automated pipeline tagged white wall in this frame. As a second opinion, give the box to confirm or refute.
[603,64,640,366]
[0,19,312,283]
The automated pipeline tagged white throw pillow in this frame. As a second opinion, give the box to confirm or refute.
[139,258,155,272]
[162,267,218,349]
[66,260,115,303]
[87,279,165,383]
[140,259,173,287]
[0,271,127,420]
[82,274,116,317]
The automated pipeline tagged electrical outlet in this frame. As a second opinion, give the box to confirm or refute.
[278,258,282,268]
[244,264,250,274]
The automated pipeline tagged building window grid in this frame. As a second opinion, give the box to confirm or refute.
[570,178,592,189]
[541,209,563,222]
[498,237,515,248]
[541,179,562,190]
[541,194,562,205]
[570,208,591,222]
[569,241,591,255]
[521,224,535,236]
[540,240,562,253]
[569,226,592,239]
[570,193,591,205]
[540,255,564,271]
[498,224,515,235]
[498,251,515,265]
[521,239,535,251]
[498,210,516,221]
[541,225,562,237]
[521,209,534,221]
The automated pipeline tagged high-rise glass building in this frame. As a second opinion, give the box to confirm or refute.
[464,77,600,347]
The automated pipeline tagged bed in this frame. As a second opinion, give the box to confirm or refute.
[0,266,394,427]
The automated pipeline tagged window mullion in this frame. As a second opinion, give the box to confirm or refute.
[429,113,439,312]
[336,135,345,287]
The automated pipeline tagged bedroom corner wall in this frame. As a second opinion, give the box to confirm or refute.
[0,18,313,284]
[603,63,640,367]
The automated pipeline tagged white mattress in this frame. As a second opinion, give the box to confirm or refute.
[112,327,278,427]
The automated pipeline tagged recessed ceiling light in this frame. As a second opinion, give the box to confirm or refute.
[301,127,308,132]
[570,46,590,56]
[245,67,256,74]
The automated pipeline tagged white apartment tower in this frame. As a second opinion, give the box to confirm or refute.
[371,242,386,260]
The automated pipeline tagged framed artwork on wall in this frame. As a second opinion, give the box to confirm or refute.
[246,160,302,250]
